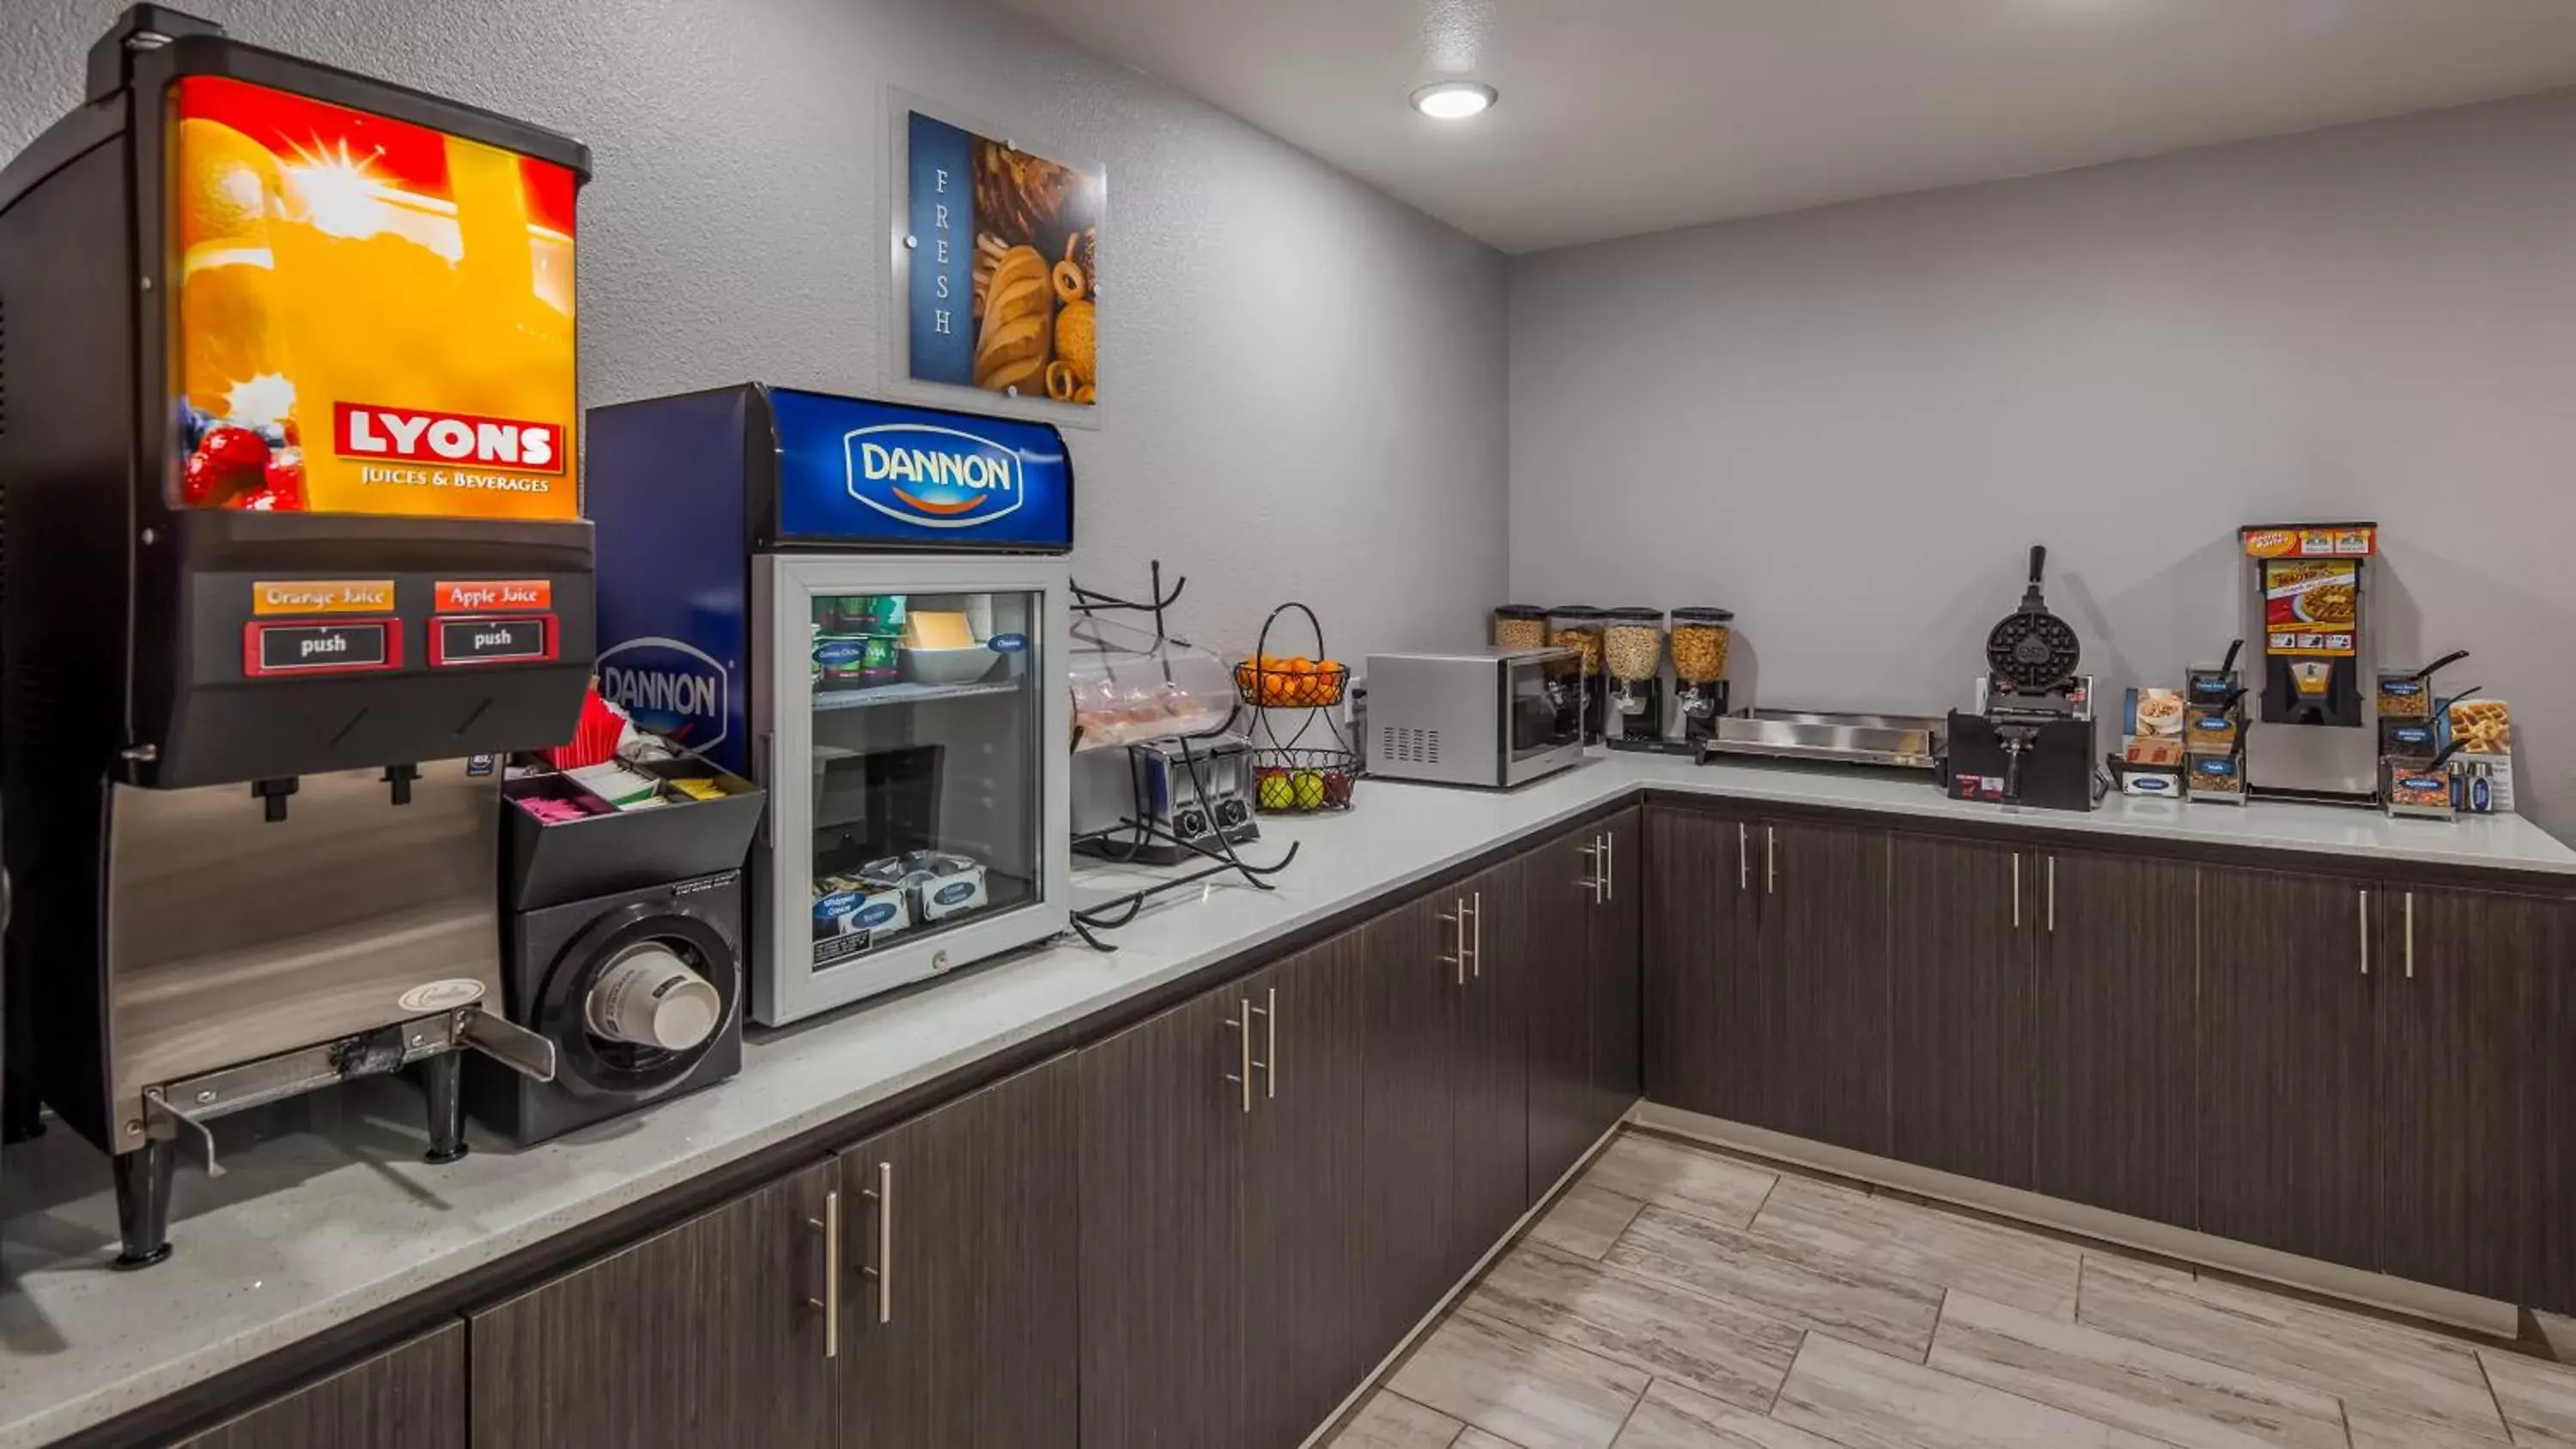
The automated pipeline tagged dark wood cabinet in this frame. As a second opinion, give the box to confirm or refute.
[1240,934,1370,1449]
[1358,891,1457,1360]
[177,1325,463,1449]
[838,1055,1078,1449]
[1077,988,1248,1449]
[1080,930,1379,1449]
[2032,849,2198,1228]
[1445,864,1527,1276]
[1762,817,1893,1155]
[469,1162,837,1449]
[1888,834,2033,1187]
[1589,808,1644,1135]
[1642,805,1760,1122]
[2196,867,2379,1273]
[2373,884,2572,1305]
[1521,826,1607,1198]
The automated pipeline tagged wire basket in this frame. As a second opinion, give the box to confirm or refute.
[1250,748,1361,815]
[1233,658,1351,709]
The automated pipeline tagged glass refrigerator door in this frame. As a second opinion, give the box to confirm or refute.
[756,555,1070,1024]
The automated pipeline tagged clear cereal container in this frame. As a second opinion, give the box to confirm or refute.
[1669,608,1734,684]
[1547,606,1606,676]
[1492,603,1550,652]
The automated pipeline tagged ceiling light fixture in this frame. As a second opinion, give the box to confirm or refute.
[1410,81,1497,120]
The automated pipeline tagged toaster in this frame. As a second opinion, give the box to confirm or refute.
[1071,735,1259,864]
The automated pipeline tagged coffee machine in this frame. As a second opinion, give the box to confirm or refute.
[0,7,589,1263]
[1944,548,2099,812]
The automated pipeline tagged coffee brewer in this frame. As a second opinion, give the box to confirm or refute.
[0,7,590,1263]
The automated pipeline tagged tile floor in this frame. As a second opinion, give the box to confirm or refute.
[1332,1131,2576,1449]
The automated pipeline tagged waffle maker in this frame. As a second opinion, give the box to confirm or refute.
[1944,546,2100,811]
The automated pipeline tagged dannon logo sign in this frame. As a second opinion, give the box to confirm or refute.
[841,422,1025,530]
[597,636,729,753]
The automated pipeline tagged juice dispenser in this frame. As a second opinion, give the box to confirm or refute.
[0,7,586,1263]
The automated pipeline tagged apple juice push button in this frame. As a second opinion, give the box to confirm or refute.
[432,615,555,667]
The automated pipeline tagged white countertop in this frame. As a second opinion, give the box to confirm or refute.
[2,752,2567,1446]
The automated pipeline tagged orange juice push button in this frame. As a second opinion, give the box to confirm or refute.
[243,621,400,677]
[434,579,552,613]
[252,579,396,615]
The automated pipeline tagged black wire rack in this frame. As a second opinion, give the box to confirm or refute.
[1065,561,1297,950]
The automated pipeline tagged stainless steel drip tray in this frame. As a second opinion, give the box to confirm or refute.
[1700,709,1948,771]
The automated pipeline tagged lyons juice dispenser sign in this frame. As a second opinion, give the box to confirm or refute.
[169,76,579,518]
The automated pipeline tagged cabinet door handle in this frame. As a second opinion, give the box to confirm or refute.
[1438,904,1466,985]
[872,1162,894,1325]
[806,1187,841,1360]
[2404,891,2415,980]
[2013,853,2022,929]
[2359,889,2371,977]
[1245,986,1278,1099]
[1738,823,1749,892]
[1579,837,1603,903]
[2046,855,2056,934]
[1471,890,1484,977]
[1765,827,1777,894]
[1224,998,1255,1111]
[1604,830,1615,902]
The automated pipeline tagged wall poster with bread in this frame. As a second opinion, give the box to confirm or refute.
[902,107,1102,412]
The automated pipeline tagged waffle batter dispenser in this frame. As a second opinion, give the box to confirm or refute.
[0,8,592,1264]
[2241,524,2378,803]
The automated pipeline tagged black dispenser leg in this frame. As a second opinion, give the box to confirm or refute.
[111,1139,178,1270]
[422,1052,467,1164]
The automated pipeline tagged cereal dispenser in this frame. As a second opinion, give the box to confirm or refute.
[1547,606,1608,743]
[1667,608,1735,749]
[0,7,586,1263]
[1601,608,1667,749]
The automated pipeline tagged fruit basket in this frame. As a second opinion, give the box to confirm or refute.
[1242,601,1361,815]
[1251,749,1361,813]
[1233,656,1350,709]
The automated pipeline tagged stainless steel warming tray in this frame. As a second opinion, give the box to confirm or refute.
[1699,710,1947,771]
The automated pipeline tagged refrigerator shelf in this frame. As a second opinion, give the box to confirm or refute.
[813,678,1023,712]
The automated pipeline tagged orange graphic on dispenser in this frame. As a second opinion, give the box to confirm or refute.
[170,76,579,518]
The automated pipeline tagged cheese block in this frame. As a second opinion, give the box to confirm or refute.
[908,611,975,650]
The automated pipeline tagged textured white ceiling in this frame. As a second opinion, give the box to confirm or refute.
[996,0,2576,252]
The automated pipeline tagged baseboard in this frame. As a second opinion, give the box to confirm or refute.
[1300,1109,1636,1448]
[1627,1100,2519,1341]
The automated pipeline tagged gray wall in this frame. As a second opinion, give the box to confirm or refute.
[1509,88,2576,835]
[0,0,1507,667]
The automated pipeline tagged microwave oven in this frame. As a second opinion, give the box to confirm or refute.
[1364,647,1585,789]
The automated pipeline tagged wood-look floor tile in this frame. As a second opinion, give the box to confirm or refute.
[1334,1389,1468,1449]
[2482,1349,2576,1446]
[2341,1400,2512,1449]
[1581,1136,1778,1229]
[1458,1432,1532,1449]
[1750,1178,2081,1320]
[1610,1379,1845,1449]
[1603,1205,1944,1361]
[1771,1333,2170,1449]
[1388,1308,1649,1449]
[1465,1242,1806,1411]
[2075,1257,2506,1444]
[1532,1185,1649,1261]
[1928,1289,2346,1449]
